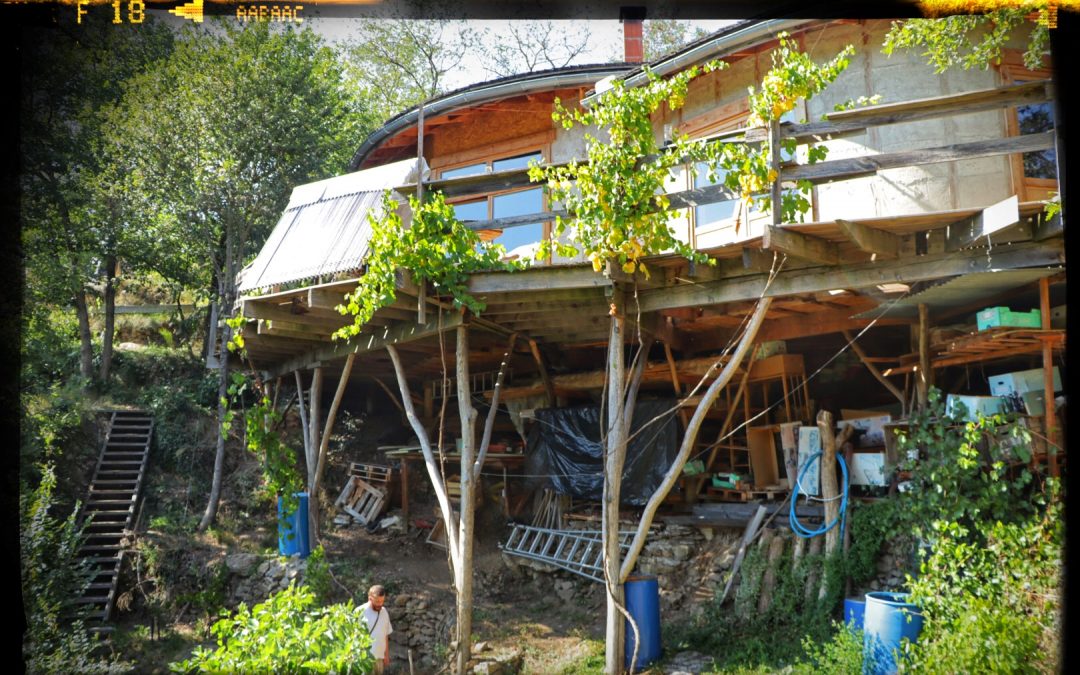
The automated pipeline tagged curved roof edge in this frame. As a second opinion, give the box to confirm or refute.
[582,18,818,106]
[348,63,635,171]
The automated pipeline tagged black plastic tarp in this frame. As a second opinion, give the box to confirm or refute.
[524,400,679,505]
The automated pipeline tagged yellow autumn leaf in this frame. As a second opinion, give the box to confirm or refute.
[622,261,636,274]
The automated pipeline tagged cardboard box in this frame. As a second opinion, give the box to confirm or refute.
[988,367,1062,397]
[850,452,888,487]
[946,394,1006,422]
[839,413,892,448]
[796,426,821,496]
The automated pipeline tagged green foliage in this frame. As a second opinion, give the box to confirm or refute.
[905,497,1061,673]
[792,621,864,674]
[883,8,1051,72]
[892,387,1042,542]
[21,464,131,674]
[336,191,522,338]
[845,498,906,586]
[170,583,374,674]
[530,59,726,276]
[304,545,334,605]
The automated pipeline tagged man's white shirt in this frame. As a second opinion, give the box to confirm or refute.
[360,601,393,659]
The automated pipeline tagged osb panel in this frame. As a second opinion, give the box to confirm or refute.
[429,104,554,161]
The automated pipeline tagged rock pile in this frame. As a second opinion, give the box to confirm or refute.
[389,591,453,670]
[226,553,307,606]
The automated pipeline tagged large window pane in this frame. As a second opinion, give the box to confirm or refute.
[1018,102,1056,179]
[493,152,543,172]
[693,162,738,229]
[493,187,544,254]
[442,162,487,179]
[452,199,487,222]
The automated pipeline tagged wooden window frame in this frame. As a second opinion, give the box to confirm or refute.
[999,49,1057,202]
[435,139,552,262]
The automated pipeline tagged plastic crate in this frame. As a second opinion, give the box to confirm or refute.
[976,306,1042,331]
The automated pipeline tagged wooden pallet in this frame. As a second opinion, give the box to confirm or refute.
[707,486,788,503]
[340,477,386,525]
[348,462,393,487]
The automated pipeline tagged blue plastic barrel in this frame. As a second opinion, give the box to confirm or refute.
[277,492,310,558]
[863,591,923,675]
[624,575,662,670]
[844,597,866,630]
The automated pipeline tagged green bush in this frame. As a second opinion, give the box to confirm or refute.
[792,621,863,674]
[905,500,1061,673]
[21,463,131,674]
[304,545,333,605]
[170,583,373,674]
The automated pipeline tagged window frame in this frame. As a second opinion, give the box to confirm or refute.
[435,145,551,261]
[680,100,808,248]
[999,50,1057,203]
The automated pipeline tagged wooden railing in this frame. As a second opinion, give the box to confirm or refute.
[391,79,1056,235]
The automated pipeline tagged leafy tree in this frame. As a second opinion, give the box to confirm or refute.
[643,19,711,61]
[103,20,375,531]
[477,21,594,78]
[343,18,478,121]
[20,15,175,383]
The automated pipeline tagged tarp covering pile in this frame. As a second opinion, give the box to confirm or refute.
[524,401,679,505]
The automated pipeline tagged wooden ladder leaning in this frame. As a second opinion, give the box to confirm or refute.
[74,409,153,627]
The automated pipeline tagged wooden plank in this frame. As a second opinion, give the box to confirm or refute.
[269,310,464,378]
[835,219,901,257]
[763,226,839,265]
[945,195,1020,252]
[784,131,1055,184]
[826,79,1051,123]
[243,300,351,329]
[718,504,767,606]
[468,266,611,294]
[635,239,1063,314]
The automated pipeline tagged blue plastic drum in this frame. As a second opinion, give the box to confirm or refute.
[624,575,662,670]
[844,596,866,630]
[277,492,311,558]
[863,591,923,674]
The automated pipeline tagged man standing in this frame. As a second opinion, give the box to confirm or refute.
[360,584,393,673]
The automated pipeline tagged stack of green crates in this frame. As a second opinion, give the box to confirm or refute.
[976,306,1041,331]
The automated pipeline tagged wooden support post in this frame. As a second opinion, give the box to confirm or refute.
[312,354,356,540]
[770,118,782,227]
[843,329,906,413]
[400,456,410,524]
[917,304,931,410]
[423,381,434,420]
[842,439,855,598]
[757,531,787,614]
[805,536,822,602]
[719,504,767,606]
[528,339,556,408]
[818,410,839,601]
[1039,277,1059,476]
[416,102,427,325]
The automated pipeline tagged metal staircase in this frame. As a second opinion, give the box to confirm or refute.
[75,409,153,624]
[499,524,635,583]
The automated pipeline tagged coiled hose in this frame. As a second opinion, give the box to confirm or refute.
[789,450,849,540]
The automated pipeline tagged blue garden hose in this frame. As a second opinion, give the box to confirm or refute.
[789,450,850,540]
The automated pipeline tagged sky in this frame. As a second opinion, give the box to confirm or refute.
[153,11,736,92]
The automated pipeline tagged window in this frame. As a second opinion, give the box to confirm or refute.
[1000,51,1057,202]
[439,150,546,259]
[687,107,801,244]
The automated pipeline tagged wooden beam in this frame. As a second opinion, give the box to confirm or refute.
[742,247,780,273]
[1033,211,1063,241]
[468,266,611,294]
[835,219,901,258]
[1040,277,1059,476]
[784,131,1055,184]
[945,195,1020,252]
[917,304,930,410]
[257,322,333,342]
[842,330,906,411]
[528,339,555,407]
[635,239,1064,314]
[243,301,351,330]
[269,310,464,378]
[762,226,840,265]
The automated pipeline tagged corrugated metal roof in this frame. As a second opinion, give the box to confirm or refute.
[238,158,425,292]
[851,268,1060,320]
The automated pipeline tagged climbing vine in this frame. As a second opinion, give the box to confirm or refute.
[883,4,1052,72]
[223,317,303,514]
[529,33,853,275]
[334,191,522,339]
